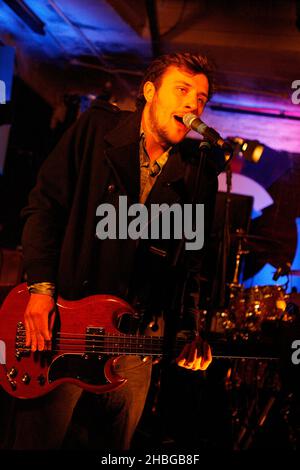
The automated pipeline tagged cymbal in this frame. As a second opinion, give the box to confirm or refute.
[228,231,282,254]
[230,232,281,245]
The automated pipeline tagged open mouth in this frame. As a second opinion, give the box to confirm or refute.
[174,115,184,124]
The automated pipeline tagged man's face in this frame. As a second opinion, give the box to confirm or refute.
[145,66,209,147]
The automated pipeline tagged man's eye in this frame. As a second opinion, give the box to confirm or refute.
[177,87,187,94]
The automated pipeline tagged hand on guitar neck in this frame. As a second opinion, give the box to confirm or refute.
[141,314,212,371]
[176,335,212,371]
[24,294,56,352]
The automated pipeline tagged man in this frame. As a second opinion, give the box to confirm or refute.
[13,52,218,450]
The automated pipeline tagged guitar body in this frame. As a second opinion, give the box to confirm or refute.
[0,285,280,400]
[0,284,142,399]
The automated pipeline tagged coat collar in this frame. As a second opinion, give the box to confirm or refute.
[104,106,142,148]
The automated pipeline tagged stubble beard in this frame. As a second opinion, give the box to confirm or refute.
[149,98,174,149]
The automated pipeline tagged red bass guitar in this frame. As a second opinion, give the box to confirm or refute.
[0,284,279,399]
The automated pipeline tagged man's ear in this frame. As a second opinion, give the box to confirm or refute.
[143,81,155,103]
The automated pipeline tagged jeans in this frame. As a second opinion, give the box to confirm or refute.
[12,355,152,450]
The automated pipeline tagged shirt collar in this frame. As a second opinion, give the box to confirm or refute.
[139,128,172,176]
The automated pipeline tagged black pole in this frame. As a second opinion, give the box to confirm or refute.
[219,162,232,307]
[145,0,161,57]
[155,141,213,444]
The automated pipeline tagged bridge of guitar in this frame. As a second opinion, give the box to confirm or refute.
[15,321,30,358]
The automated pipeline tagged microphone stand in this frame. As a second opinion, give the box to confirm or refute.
[154,139,218,445]
[208,148,234,316]
[170,140,213,330]
[220,160,232,307]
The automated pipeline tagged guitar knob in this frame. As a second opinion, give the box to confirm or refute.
[9,380,17,390]
[37,374,46,386]
[21,373,31,384]
[8,367,18,378]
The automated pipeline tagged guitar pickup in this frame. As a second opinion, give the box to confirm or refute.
[86,327,104,354]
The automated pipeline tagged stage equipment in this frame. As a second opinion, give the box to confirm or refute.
[228,136,264,163]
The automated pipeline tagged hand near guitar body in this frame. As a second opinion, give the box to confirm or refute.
[24,294,56,352]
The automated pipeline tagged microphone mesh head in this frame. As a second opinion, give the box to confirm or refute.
[182,113,197,128]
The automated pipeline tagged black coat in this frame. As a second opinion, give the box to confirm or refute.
[21,100,218,303]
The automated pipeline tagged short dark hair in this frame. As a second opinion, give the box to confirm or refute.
[136,52,214,107]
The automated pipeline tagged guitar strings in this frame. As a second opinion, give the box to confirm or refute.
[16,331,188,348]
[16,331,170,341]
[16,347,179,356]
[16,334,185,355]
[14,347,279,361]
[15,347,172,355]
[16,334,171,345]
[16,332,187,347]
[16,327,188,358]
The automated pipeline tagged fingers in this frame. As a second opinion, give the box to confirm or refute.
[25,318,31,348]
[25,312,45,352]
[24,294,55,352]
[201,341,212,370]
[176,340,213,371]
[176,344,190,367]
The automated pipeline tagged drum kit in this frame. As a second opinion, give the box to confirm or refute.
[207,229,300,449]
[210,229,298,336]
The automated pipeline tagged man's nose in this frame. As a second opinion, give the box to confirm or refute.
[183,94,198,113]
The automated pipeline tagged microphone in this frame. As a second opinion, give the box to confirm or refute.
[183,113,228,150]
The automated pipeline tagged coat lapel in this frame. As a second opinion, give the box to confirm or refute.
[145,144,188,207]
[104,109,142,203]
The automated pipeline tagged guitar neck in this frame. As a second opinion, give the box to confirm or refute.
[14,327,280,362]
[52,332,279,362]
